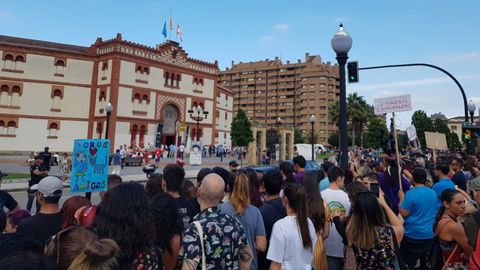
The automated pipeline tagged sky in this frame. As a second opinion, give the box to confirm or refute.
[1,0,479,129]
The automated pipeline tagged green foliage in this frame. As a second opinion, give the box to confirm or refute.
[305,131,319,144]
[411,110,435,148]
[448,132,462,150]
[364,118,388,148]
[294,128,304,144]
[230,109,254,147]
[328,133,339,147]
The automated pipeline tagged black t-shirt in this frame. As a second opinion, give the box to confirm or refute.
[41,151,52,164]
[29,164,47,187]
[0,190,18,211]
[16,211,63,245]
[174,197,198,233]
[258,198,286,270]
[452,171,467,192]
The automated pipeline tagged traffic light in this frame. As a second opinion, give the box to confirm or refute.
[464,129,472,140]
[347,61,359,83]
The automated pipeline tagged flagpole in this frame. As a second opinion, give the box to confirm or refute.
[169,8,172,40]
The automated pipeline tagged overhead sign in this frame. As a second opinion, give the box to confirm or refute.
[425,132,448,150]
[374,94,412,115]
[70,139,110,193]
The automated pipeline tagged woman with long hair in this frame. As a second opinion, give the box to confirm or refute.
[346,191,404,269]
[61,196,91,229]
[244,168,264,208]
[45,227,120,270]
[4,210,31,233]
[279,161,295,188]
[434,189,473,269]
[149,193,182,270]
[302,171,329,270]
[220,172,267,270]
[379,160,411,215]
[94,182,162,270]
[145,173,163,201]
[267,184,317,269]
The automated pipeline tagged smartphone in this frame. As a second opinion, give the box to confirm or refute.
[370,183,380,197]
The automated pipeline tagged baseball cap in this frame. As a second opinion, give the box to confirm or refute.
[0,170,8,178]
[471,177,480,191]
[229,160,239,167]
[30,176,63,197]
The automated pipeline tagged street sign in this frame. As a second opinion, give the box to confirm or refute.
[374,94,412,115]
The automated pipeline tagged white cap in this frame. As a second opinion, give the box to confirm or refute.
[30,176,64,197]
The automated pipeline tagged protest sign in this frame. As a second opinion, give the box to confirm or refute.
[189,141,202,165]
[374,94,412,115]
[425,132,448,150]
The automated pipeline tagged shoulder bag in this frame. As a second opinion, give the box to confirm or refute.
[193,221,207,270]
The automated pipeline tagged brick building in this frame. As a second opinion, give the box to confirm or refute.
[0,34,233,152]
[219,53,339,145]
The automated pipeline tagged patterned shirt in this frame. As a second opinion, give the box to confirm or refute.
[181,206,248,270]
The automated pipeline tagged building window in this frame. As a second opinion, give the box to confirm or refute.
[0,83,22,108]
[135,64,149,83]
[131,90,149,114]
[2,52,25,72]
[130,125,138,146]
[0,84,9,106]
[164,71,181,89]
[11,85,21,107]
[101,61,108,80]
[47,121,60,138]
[191,128,203,140]
[96,122,103,139]
[7,121,16,135]
[139,125,146,148]
[51,88,63,111]
[0,120,4,135]
[54,58,66,77]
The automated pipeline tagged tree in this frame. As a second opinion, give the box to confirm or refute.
[433,118,462,150]
[363,118,388,148]
[329,101,340,126]
[328,133,339,148]
[411,110,435,148]
[305,131,319,144]
[448,132,462,150]
[294,128,304,144]
[230,109,254,166]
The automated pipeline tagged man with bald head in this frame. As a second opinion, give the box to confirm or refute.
[181,173,253,270]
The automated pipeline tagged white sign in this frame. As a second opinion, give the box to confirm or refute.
[189,141,202,165]
[374,94,412,115]
[406,125,417,141]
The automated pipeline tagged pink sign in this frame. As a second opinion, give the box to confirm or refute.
[374,94,412,114]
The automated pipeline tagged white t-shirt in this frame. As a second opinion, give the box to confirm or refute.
[321,188,351,258]
[267,216,317,270]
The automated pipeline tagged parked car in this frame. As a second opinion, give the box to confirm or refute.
[285,160,322,172]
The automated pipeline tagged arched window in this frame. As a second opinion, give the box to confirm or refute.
[170,73,175,86]
[143,67,149,75]
[52,89,63,110]
[139,125,146,148]
[55,60,65,67]
[101,62,108,71]
[15,55,24,62]
[164,72,170,86]
[176,74,181,87]
[136,66,143,73]
[4,54,13,61]
[133,93,141,111]
[130,125,138,146]
[48,122,59,137]
[7,121,16,135]
[0,120,5,135]
[0,85,9,106]
[53,89,62,97]
[11,85,21,106]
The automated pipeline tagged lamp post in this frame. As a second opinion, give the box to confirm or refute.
[310,114,315,161]
[331,23,352,171]
[468,100,477,155]
[188,105,209,142]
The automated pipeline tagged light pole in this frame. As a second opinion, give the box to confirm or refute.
[331,23,352,171]
[468,100,477,154]
[310,114,315,161]
[188,105,209,141]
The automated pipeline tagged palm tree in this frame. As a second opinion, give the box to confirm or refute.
[347,93,365,146]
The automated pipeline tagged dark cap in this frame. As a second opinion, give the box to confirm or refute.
[229,160,239,167]
[412,167,427,184]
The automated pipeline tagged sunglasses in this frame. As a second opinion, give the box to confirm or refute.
[51,226,96,264]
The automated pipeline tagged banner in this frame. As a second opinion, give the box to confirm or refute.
[406,125,417,141]
[425,132,448,150]
[70,139,110,193]
[189,140,202,165]
[374,94,412,115]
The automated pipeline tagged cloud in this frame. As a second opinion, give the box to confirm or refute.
[273,23,290,31]
[260,35,276,45]
[431,52,480,63]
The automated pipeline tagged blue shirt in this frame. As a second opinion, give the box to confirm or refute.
[400,186,439,239]
[319,176,329,191]
[112,152,121,165]
[432,178,456,205]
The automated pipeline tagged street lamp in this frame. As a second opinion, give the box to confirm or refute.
[468,100,477,155]
[310,114,315,161]
[188,105,209,141]
[331,23,352,171]
[105,102,113,139]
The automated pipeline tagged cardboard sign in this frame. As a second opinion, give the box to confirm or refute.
[189,141,202,165]
[406,125,417,141]
[425,132,448,150]
[374,95,412,115]
[70,139,110,193]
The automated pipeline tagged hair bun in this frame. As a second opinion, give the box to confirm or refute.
[83,239,120,262]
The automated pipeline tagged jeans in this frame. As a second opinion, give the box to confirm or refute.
[400,235,433,269]
[327,256,344,270]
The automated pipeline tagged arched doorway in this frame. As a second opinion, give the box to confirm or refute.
[158,104,181,147]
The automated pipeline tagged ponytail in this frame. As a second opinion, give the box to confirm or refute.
[68,239,120,270]
[284,184,312,249]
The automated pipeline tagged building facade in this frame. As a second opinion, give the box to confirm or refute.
[219,53,339,145]
[448,115,479,140]
[0,34,233,152]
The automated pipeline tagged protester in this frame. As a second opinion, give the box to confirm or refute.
[451,158,467,192]
[99,174,122,200]
[220,172,267,270]
[111,149,122,175]
[347,191,404,269]
[181,179,196,201]
[181,173,253,269]
[432,162,456,203]
[303,171,330,270]
[434,189,473,269]
[0,170,20,212]
[211,166,232,202]
[150,193,182,270]
[279,161,295,188]
[267,183,317,269]
[318,161,335,191]
[145,173,163,201]
[361,172,380,190]
[244,168,264,207]
[0,233,54,270]
[61,195,91,229]
[94,182,162,269]
[27,155,48,212]
[74,205,97,227]
[321,166,350,270]
[45,226,120,270]
[293,155,306,183]
[4,209,31,233]
[229,160,239,173]
[258,170,286,270]
[379,160,411,215]
[17,176,64,245]
[41,146,52,171]
[398,167,439,269]
[162,164,197,232]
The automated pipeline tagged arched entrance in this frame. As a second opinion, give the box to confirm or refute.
[156,104,181,147]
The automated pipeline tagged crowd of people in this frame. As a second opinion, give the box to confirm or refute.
[1,146,480,269]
